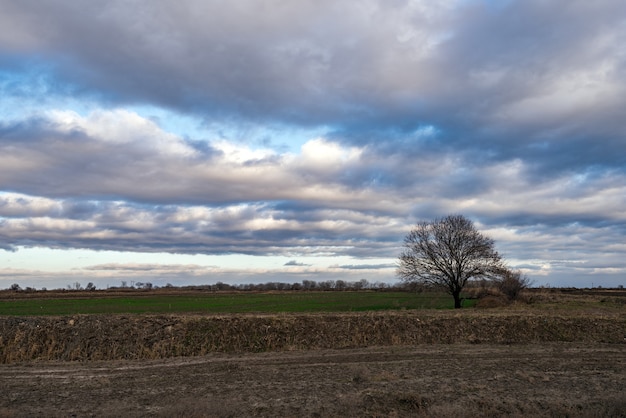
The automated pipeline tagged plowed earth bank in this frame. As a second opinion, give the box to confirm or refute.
[2,311,626,363]
[1,343,625,417]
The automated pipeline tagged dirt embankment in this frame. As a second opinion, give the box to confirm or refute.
[2,310,624,363]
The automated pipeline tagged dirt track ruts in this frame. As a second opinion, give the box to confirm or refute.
[2,342,626,417]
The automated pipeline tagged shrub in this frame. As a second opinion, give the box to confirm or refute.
[498,270,532,301]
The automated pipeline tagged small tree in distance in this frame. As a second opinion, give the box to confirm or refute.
[397,214,507,308]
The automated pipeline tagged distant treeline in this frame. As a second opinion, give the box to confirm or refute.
[4,279,429,293]
[6,280,623,295]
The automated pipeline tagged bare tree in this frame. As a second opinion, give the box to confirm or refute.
[398,214,506,308]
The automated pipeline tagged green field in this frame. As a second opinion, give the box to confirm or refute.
[0,291,470,316]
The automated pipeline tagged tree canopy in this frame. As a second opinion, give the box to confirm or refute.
[397,214,506,308]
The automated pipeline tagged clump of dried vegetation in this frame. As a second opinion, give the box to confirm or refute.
[463,271,534,308]
[1,304,624,364]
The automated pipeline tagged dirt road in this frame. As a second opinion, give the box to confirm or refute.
[2,342,625,417]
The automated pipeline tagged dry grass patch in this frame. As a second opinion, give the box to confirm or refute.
[1,309,624,363]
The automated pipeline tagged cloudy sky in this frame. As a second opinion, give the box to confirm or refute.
[1,0,625,289]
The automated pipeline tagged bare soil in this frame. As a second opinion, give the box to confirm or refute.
[2,342,625,417]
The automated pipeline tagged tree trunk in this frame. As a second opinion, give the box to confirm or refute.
[452,290,462,309]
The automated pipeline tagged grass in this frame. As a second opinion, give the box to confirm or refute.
[0,291,474,316]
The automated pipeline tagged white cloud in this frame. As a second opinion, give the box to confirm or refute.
[299,138,362,168]
[48,109,196,156]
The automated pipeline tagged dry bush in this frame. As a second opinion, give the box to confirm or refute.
[497,270,532,301]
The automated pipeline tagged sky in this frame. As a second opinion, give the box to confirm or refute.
[1,0,625,290]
